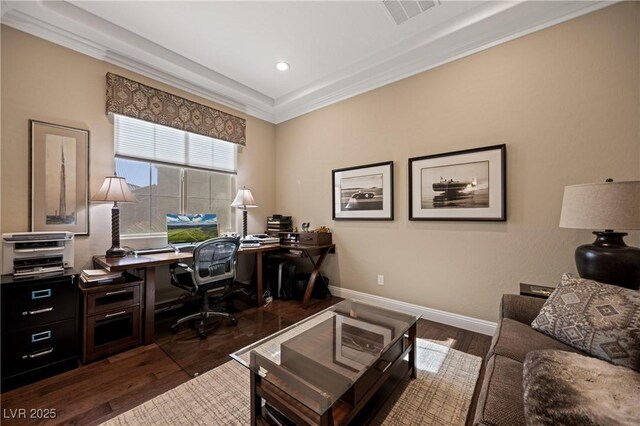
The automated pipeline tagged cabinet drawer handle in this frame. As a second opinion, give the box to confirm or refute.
[105,289,129,296]
[376,360,392,373]
[104,310,127,318]
[22,348,53,359]
[31,289,52,299]
[22,307,53,316]
[31,330,52,342]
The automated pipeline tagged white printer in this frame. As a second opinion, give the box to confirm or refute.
[2,232,75,277]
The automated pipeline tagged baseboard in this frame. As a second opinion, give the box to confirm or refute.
[328,285,497,336]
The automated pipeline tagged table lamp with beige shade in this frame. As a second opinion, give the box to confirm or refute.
[231,186,257,239]
[91,173,137,258]
[559,179,640,289]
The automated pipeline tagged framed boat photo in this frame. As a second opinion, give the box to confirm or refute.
[30,120,90,235]
[409,144,506,221]
[332,161,394,220]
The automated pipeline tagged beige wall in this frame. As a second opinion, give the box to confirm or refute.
[1,26,276,283]
[275,3,640,322]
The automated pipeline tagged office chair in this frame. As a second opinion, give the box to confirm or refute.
[169,237,240,339]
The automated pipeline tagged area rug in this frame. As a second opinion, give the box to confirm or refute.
[103,339,481,426]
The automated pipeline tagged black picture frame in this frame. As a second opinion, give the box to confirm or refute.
[332,161,394,220]
[30,120,90,235]
[408,144,506,221]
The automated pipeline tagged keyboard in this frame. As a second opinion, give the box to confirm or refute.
[133,247,175,255]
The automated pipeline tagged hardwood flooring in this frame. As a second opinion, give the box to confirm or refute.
[1,297,492,425]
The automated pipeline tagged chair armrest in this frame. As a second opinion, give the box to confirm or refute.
[169,262,194,285]
[500,294,546,325]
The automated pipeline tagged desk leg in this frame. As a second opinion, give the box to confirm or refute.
[302,247,331,309]
[256,252,263,307]
[144,267,156,345]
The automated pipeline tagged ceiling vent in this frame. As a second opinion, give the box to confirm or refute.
[382,0,437,25]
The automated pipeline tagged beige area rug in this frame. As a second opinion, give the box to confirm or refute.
[103,339,481,426]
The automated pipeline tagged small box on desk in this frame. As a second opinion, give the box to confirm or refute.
[295,232,332,246]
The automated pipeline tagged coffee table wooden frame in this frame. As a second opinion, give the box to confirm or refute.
[250,322,417,425]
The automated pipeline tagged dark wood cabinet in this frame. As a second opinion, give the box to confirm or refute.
[80,276,143,363]
[1,269,79,392]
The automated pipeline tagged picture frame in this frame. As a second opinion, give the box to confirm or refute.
[30,120,89,235]
[333,315,392,371]
[332,161,394,220]
[409,144,506,221]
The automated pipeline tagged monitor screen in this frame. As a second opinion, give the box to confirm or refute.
[166,213,219,244]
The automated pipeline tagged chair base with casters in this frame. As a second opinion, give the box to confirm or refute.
[169,237,241,339]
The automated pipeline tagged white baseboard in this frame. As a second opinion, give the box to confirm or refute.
[328,285,497,336]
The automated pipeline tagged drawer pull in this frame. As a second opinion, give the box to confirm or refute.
[31,330,52,342]
[31,289,52,299]
[22,307,53,316]
[22,348,53,359]
[376,360,392,373]
[105,289,129,296]
[104,310,127,318]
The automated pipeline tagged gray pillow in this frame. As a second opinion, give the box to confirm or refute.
[531,273,640,371]
[523,350,640,425]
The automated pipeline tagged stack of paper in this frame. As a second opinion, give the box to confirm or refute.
[80,269,123,284]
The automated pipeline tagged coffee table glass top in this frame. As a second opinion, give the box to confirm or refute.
[231,299,420,414]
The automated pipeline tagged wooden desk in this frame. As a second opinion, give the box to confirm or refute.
[94,243,335,344]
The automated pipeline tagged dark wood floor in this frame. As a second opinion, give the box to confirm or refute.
[1,297,492,425]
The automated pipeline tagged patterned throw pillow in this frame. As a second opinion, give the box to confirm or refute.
[531,273,640,371]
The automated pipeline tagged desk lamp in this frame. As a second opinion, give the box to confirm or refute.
[559,179,640,289]
[91,173,137,258]
[231,187,257,238]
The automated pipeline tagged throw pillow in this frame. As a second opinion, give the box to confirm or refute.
[523,350,640,426]
[531,273,640,371]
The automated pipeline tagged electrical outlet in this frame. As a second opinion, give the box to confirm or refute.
[377,275,384,285]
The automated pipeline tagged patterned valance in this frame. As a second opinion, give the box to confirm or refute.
[106,73,246,146]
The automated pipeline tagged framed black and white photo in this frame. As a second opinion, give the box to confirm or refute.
[30,120,89,235]
[409,144,506,221]
[332,161,393,220]
[333,315,392,371]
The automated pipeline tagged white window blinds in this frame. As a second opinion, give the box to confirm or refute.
[114,114,237,173]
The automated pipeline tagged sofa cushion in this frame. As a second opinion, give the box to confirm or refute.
[523,349,640,425]
[531,273,640,371]
[474,354,525,426]
[489,318,580,363]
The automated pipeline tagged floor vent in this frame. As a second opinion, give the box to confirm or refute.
[383,0,437,25]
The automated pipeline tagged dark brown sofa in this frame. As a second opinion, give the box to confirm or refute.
[472,294,584,426]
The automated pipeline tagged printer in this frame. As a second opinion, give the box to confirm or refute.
[2,232,74,277]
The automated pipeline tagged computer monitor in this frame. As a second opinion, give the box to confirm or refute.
[166,213,219,245]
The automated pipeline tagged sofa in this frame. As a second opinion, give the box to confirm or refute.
[472,285,639,426]
[473,294,584,425]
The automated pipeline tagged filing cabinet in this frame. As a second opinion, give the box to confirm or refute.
[1,269,79,391]
[80,276,143,363]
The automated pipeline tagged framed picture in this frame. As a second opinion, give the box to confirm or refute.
[409,144,506,221]
[333,315,392,371]
[30,120,89,235]
[332,161,393,220]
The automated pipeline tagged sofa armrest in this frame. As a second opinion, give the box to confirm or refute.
[500,294,546,325]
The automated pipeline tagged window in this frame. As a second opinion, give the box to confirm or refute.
[113,115,237,236]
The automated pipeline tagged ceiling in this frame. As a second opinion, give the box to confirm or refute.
[1,1,612,124]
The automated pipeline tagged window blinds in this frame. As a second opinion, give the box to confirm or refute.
[114,114,237,173]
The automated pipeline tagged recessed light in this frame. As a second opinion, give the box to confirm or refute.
[276,61,290,71]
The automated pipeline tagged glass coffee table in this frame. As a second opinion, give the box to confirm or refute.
[231,299,421,425]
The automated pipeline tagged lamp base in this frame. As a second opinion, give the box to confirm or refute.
[575,231,640,290]
[106,246,126,258]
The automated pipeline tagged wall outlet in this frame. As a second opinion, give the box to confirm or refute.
[377,275,384,285]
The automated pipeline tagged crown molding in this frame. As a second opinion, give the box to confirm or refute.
[2,1,614,125]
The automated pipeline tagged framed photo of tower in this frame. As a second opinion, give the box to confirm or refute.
[30,120,89,235]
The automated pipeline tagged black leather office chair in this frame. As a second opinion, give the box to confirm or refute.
[169,237,240,339]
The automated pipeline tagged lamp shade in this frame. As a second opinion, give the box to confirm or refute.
[559,181,640,230]
[231,187,257,209]
[91,174,137,203]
